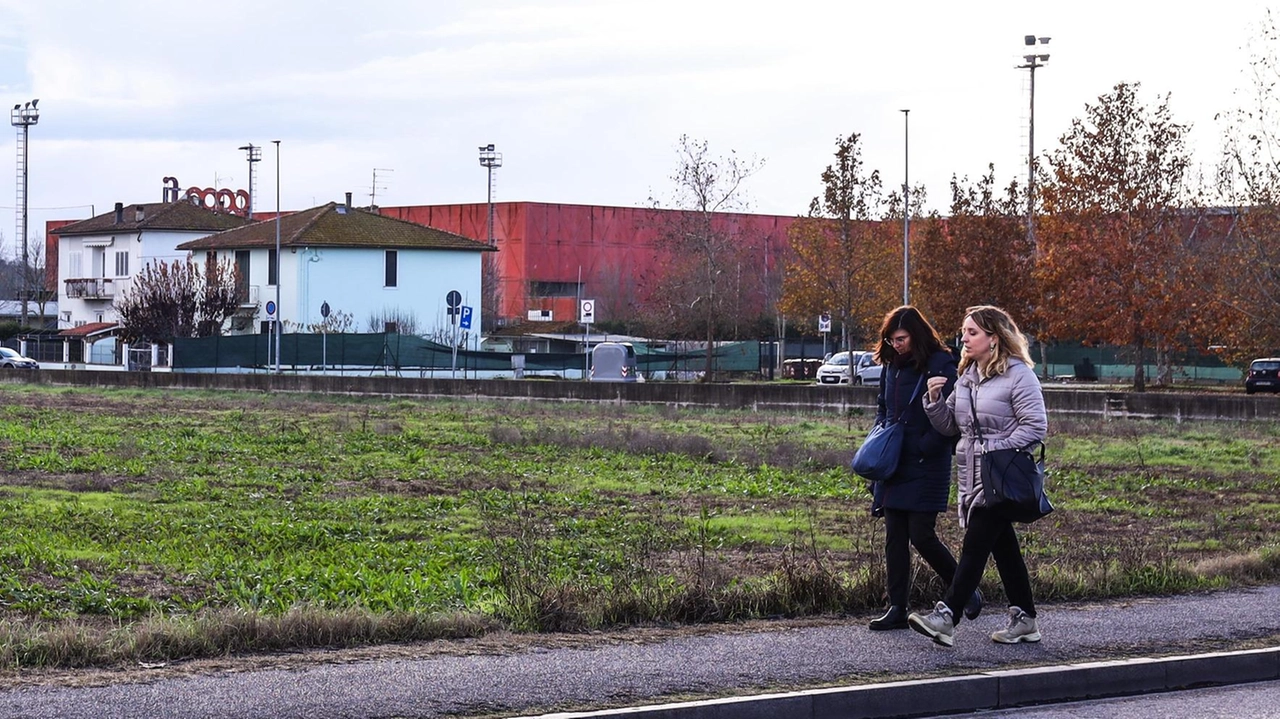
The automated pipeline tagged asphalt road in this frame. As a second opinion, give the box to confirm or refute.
[1,586,1278,719]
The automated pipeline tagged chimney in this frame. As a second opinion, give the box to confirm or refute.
[345,192,352,209]
[114,202,124,224]
[135,205,145,222]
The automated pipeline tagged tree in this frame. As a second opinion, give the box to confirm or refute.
[1215,8,1280,363]
[779,133,897,351]
[25,233,56,327]
[913,167,1034,336]
[1037,82,1220,391]
[645,135,764,377]
[117,258,241,344]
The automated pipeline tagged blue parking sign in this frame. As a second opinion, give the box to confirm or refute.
[459,306,473,330]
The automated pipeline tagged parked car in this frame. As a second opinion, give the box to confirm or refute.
[1244,357,1280,394]
[0,347,38,369]
[816,350,883,385]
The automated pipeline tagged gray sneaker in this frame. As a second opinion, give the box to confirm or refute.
[908,601,955,647]
[991,606,1041,644]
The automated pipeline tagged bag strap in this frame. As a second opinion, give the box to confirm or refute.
[888,369,925,424]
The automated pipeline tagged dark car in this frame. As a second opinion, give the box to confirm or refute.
[1244,357,1280,394]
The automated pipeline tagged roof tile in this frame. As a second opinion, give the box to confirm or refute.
[176,203,494,252]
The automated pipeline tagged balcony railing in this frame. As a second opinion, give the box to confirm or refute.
[237,284,260,307]
[64,277,115,299]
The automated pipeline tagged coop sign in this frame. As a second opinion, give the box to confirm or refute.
[163,176,251,216]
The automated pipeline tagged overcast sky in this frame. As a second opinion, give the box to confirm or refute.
[0,0,1272,257]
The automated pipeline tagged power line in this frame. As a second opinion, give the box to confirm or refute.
[0,204,95,211]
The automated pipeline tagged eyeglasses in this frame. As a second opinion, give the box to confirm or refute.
[884,335,910,346]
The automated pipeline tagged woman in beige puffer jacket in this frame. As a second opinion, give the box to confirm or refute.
[907,306,1048,648]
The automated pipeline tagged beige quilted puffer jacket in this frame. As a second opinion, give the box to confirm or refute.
[922,358,1048,524]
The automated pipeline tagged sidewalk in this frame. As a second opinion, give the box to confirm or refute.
[0,586,1277,719]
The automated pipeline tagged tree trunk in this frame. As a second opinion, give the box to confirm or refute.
[1133,336,1147,392]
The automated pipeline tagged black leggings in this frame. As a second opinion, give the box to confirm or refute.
[943,506,1036,624]
[883,509,958,607]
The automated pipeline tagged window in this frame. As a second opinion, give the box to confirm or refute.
[268,249,278,286]
[384,250,398,288]
[68,251,83,278]
[235,250,250,303]
[530,281,582,298]
[114,251,129,277]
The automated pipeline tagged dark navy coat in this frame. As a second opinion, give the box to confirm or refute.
[871,348,958,514]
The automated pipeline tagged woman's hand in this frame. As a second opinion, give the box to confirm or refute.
[926,375,947,403]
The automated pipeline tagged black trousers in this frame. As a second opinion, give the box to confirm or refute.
[943,506,1036,624]
[883,509,959,607]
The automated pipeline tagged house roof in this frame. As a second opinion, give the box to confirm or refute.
[175,202,496,252]
[59,322,118,338]
[53,202,250,236]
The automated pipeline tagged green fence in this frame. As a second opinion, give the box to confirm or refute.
[172,334,763,375]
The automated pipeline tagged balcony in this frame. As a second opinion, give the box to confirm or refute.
[64,277,115,299]
[237,284,260,308]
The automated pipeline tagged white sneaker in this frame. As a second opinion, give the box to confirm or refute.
[908,601,955,647]
[991,606,1041,644]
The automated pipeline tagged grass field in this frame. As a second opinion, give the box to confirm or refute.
[0,384,1277,669]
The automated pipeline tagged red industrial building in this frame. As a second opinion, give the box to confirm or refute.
[379,202,799,326]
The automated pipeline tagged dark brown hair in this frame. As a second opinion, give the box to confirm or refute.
[872,305,948,369]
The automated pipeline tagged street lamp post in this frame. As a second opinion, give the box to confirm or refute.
[11,99,39,327]
[900,109,910,306]
[273,140,281,374]
[238,143,261,219]
[1017,35,1050,252]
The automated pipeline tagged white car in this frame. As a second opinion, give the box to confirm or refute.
[816,351,883,385]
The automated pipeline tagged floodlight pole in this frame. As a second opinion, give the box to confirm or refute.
[11,99,39,327]
[1017,35,1050,253]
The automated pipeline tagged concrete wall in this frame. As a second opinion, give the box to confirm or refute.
[3,371,1278,422]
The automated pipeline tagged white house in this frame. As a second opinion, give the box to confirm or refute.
[176,195,493,343]
[48,200,249,368]
[55,200,249,329]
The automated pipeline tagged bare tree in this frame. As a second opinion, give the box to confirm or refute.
[646,135,763,378]
[117,259,241,343]
[1215,8,1280,362]
[365,308,420,334]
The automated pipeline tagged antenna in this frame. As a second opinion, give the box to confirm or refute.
[214,172,233,190]
[370,168,393,207]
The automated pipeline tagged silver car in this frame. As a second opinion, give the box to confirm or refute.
[0,347,38,369]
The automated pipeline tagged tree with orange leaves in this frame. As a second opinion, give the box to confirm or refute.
[913,166,1033,338]
[779,133,897,353]
[1037,82,1225,391]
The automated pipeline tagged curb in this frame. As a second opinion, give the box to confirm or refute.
[517,646,1280,719]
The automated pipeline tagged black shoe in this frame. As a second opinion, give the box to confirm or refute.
[964,589,983,621]
[869,605,909,630]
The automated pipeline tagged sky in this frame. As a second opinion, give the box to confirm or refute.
[0,0,1272,261]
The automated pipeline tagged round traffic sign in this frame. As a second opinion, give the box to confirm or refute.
[446,290,462,308]
[265,300,277,317]
[320,301,331,318]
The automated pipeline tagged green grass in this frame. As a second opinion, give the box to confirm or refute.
[0,384,1278,669]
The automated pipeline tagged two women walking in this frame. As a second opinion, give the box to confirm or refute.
[861,305,1048,647]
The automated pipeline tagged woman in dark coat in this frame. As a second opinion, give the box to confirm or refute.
[867,306,980,630]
